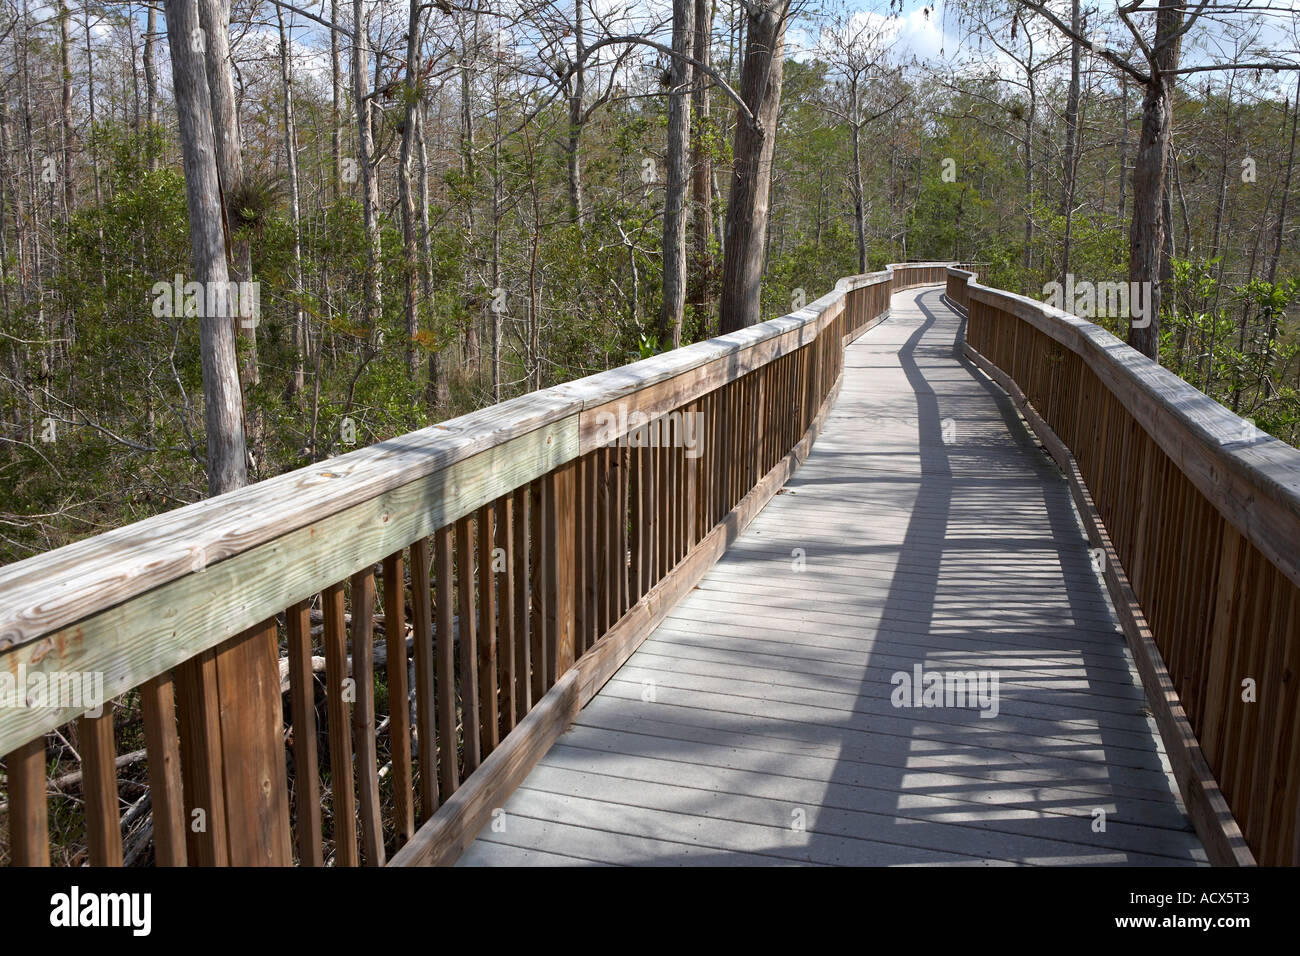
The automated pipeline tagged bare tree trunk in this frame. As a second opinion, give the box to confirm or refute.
[658,0,694,349]
[850,91,866,272]
[20,2,47,393]
[1058,0,1080,278]
[461,17,480,374]
[275,4,306,400]
[718,0,788,333]
[1023,87,1036,272]
[399,0,424,381]
[163,0,247,495]
[0,99,12,320]
[331,0,342,197]
[353,0,382,335]
[198,0,259,472]
[491,62,504,399]
[1119,72,1128,223]
[687,0,714,338]
[58,0,74,219]
[144,3,159,171]
[1267,79,1300,285]
[418,102,446,408]
[1127,0,1182,361]
[566,0,586,224]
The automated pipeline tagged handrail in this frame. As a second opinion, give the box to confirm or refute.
[0,261,953,866]
[949,265,1300,866]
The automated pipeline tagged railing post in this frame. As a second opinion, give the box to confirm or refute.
[175,620,292,866]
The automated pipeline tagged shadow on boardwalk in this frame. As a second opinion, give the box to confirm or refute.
[458,289,1204,867]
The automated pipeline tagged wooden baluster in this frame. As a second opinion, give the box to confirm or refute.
[455,515,482,772]
[630,444,645,602]
[284,602,322,865]
[512,487,532,718]
[618,445,630,616]
[658,433,670,579]
[351,568,385,866]
[1264,589,1300,863]
[1245,564,1286,854]
[575,454,592,654]
[550,460,577,677]
[497,495,518,734]
[322,581,358,866]
[140,673,188,866]
[174,649,228,866]
[1227,552,1271,824]
[382,551,415,847]
[600,446,615,633]
[595,450,611,642]
[177,620,291,866]
[223,620,293,866]
[529,480,547,701]
[434,526,459,798]
[409,538,439,818]
[7,736,49,865]
[476,504,499,756]
[79,705,122,866]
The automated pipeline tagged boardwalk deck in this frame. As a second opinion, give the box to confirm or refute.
[458,288,1207,867]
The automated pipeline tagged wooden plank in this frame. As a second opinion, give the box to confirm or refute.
[382,553,414,845]
[322,582,358,866]
[434,527,458,798]
[79,705,122,866]
[140,672,187,866]
[409,538,439,819]
[6,736,48,865]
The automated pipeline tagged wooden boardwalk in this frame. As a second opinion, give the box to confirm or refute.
[459,288,1207,867]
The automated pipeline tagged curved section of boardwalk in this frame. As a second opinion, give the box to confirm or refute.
[459,288,1206,866]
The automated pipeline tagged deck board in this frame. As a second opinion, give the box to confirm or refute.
[459,288,1206,866]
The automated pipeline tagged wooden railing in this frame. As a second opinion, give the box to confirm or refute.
[949,266,1300,867]
[0,262,955,867]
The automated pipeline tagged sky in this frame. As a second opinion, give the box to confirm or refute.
[792,0,957,66]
